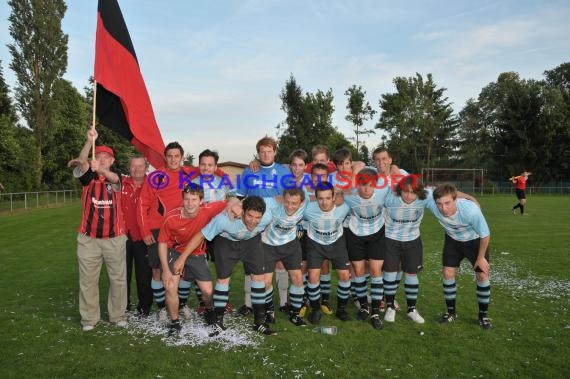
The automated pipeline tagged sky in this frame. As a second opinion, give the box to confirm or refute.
[1,0,569,163]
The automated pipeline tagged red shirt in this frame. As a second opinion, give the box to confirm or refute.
[158,201,227,255]
[78,169,125,239]
[121,176,145,241]
[137,165,227,238]
[515,176,527,190]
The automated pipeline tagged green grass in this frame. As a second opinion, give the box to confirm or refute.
[0,196,569,378]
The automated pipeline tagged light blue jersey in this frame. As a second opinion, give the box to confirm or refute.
[236,163,291,199]
[202,210,272,242]
[261,199,308,246]
[426,198,490,241]
[383,188,432,242]
[303,202,350,245]
[344,187,389,236]
[192,175,230,203]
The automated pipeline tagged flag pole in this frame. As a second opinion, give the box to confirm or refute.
[91,79,97,157]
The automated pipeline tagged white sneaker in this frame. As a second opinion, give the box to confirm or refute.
[384,307,396,322]
[82,324,95,332]
[179,304,192,320]
[407,309,425,324]
[115,320,128,328]
[157,307,168,323]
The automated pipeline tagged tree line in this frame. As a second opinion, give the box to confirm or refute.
[1,0,569,192]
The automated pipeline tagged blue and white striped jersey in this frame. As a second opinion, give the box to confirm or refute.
[202,209,272,242]
[426,198,490,241]
[303,202,350,245]
[383,188,432,241]
[344,187,389,236]
[192,175,230,203]
[261,199,307,246]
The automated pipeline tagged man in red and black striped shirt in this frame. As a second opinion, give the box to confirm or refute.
[68,129,128,332]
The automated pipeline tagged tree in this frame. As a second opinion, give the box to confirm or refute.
[457,70,570,183]
[8,0,68,188]
[43,79,89,189]
[345,85,376,159]
[276,74,353,162]
[376,73,457,172]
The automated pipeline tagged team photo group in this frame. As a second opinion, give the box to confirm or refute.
[68,129,493,339]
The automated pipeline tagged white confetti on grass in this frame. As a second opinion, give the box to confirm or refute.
[126,309,262,349]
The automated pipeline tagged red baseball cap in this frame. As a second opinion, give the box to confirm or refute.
[95,145,114,157]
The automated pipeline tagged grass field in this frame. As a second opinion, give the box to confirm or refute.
[0,195,569,378]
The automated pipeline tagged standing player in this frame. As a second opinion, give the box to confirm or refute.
[138,142,226,323]
[236,137,291,316]
[343,168,389,329]
[303,182,351,324]
[157,184,231,336]
[427,184,492,330]
[382,176,431,325]
[121,156,153,316]
[511,171,531,215]
[261,188,309,326]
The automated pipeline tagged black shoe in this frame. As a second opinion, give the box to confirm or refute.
[370,314,383,330]
[237,305,253,316]
[265,310,276,324]
[289,314,307,327]
[357,307,370,321]
[279,303,290,314]
[479,317,493,330]
[309,309,322,325]
[253,323,277,335]
[167,321,181,337]
[208,321,225,337]
[439,312,457,324]
[336,308,351,321]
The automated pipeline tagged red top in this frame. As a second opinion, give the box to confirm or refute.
[121,176,144,241]
[304,161,337,174]
[158,201,227,255]
[137,165,227,238]
[78,169,125,239]
[514,176,527,190]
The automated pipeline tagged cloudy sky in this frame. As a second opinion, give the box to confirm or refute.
[1,0,569,163]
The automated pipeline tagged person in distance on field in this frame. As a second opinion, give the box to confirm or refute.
[510,171,531,215]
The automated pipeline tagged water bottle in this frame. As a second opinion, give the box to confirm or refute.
[312,326,337,335]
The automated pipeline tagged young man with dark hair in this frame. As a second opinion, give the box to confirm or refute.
[183,196,274,336]
[427,184,492,330]
[138,142,227,323]
[382,176,431,325]
[343,167,389,329]
[303,182,351,324]
[157,184,232,336]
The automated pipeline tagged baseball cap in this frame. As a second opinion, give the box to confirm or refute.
[95,145,114,157]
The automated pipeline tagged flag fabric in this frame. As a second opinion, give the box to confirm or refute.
[95,0,165,169]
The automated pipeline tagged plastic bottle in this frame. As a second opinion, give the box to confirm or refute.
[312,326,337,335]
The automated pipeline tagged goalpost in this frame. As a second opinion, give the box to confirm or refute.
[422,168,485,195]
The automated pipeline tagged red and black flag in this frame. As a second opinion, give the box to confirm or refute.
[95,0,165,169]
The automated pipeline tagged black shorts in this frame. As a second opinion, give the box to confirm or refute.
[442,234,490,272]
[167,249,212,282]
[383,237,423,274]
[147,229,161,269]
[345,226,386,261]
[516,189,526,199]
[214,235,264,279]
[300,232,308,261]
[263,239,303,273]
[306,236,350,271]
